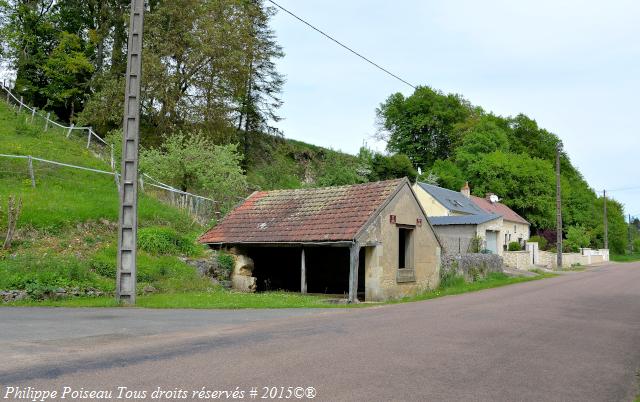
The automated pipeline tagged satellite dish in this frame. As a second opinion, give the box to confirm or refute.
[489,194,500,203]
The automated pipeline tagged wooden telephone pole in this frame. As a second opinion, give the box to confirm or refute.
[116,0,145,304]
[556,143,563,269]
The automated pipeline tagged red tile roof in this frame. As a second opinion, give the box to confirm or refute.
[470,195,529,225]
[199,179,406,244]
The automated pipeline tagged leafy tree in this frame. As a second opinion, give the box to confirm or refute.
[508,114,559,162]
[369,153,417,181]
[376,86,471,167]
[1,0,59,107]
[564,226,591,252]
[465,151,556,229]
[140,131,247,209]
[235,0,285,161]
[41,32,94,120]
[454,115,510,169]
[426,159,465,190]
[592,197,627,254]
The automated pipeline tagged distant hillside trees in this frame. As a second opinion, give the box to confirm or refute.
[0,0,283,153]
[378,85,628,253]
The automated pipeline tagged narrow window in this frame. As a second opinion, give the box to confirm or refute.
[398,227,414,269]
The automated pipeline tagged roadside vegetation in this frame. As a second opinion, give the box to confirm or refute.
[6,269,557,309]
[611,253,640,263]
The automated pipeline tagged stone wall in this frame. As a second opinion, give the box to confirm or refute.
[441,253,503,282]
[509,248,610,270]
[503,251,531,269]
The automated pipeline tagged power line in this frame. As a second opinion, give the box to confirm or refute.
[267,0,416,90]
[604,186,640,193]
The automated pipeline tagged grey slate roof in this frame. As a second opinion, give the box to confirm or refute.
[428,214,501,226]
[417,182,485,215]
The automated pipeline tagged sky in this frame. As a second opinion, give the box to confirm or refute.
[268,0,640,217]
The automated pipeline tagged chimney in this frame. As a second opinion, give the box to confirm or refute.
[460,182,470,198]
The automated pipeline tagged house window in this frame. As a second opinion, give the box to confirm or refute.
[398,226,414,269]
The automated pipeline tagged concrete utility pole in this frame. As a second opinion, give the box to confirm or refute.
[603,190,608,250]
[116,0,145,304]
[556,143,563,269]
[629,214,633,253]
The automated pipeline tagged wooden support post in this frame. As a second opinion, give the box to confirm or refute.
[110,144,115,169]
[87,130,92,148]
[348,243,360,303]
[44,112,50,131]
[27,156,35,188]
[300,247,307,294]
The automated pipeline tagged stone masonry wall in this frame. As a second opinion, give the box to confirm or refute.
[441,253,503,282]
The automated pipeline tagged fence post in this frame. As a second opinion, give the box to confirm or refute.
[86,128,92,148]
[114,172,121,194]
[110,144,115,169]
[45,112,50,131]
[31,108,36,123]
[139,175,144,192]
[5,88,9,102]
[66,123,74,138]
[18,96,23,113]
[27,156,36,188]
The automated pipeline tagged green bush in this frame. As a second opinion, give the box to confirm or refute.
[137,227,197,255]
[508,242,522,251]
[0,254,113,295]
[217,251,235,275]
[89,246,210,292]
[528,235,548,250]
[468,236,483,253]
[633,239,640,253]
[565,225,590,253]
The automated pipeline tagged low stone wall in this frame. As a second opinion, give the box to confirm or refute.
[503,251,531,270]
[441,253,503,282]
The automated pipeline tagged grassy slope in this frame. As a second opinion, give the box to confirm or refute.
[0,101,211,295]
[246,134,360,190]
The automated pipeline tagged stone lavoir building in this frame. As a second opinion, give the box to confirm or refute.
[199,178,442,302]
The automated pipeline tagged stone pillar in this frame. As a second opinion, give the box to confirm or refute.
[229,247,257,292]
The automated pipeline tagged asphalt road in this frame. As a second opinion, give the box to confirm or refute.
[1,262,639,402]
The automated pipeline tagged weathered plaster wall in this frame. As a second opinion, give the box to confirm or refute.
[433,224,476,254]
[358,184,441,301]
[501,221,531,247]
[412,183,449,217]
